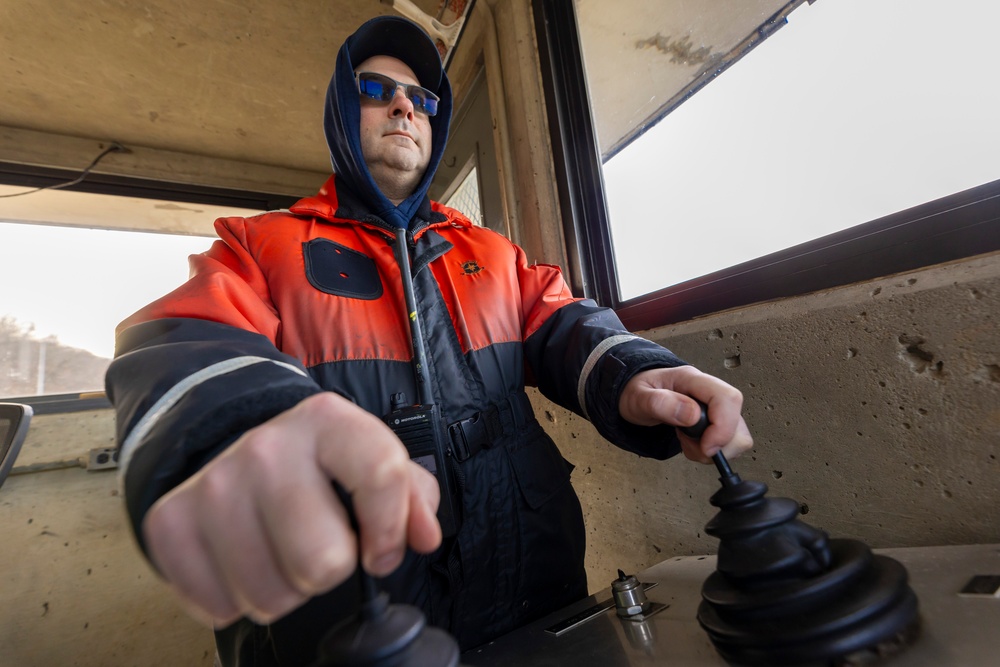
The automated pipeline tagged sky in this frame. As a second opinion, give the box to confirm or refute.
[1,0,998,362]
[0,222,214,359]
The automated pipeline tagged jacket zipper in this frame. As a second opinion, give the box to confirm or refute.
[381,222,434,405]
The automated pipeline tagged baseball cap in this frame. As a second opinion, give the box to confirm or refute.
[347,15,444,94]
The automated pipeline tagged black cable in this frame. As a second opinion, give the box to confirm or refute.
[0,142,129,198]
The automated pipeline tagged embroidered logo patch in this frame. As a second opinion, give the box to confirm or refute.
[461,260,483,275]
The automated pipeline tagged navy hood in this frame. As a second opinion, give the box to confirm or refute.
[323,16,453,229]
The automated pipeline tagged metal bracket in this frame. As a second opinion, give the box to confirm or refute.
[545,582,659,636]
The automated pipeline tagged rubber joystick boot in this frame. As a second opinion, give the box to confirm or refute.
[314,577,459,667]
[697,465,919,666]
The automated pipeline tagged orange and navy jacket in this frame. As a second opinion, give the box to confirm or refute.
[105,175,686,649]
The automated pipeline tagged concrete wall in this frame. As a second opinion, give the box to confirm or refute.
[536,252,1000,593]
[0,410,214,666]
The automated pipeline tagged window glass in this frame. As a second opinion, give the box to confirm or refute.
[0,221,214,397]
[444,165,484,227]
[577,0,1000,299]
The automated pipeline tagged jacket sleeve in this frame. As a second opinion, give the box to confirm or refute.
[518,252,686,460]
[105,216,323,550]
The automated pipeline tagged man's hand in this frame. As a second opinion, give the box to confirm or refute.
[618,366,753,463]
[142,392,442,628]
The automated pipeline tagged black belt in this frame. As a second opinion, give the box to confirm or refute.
[447,392,533,463]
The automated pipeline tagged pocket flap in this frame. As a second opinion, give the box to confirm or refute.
[507,428,574,509]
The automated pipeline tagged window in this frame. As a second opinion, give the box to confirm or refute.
[0,222,214,397]
[0,184,261,401]
[444,163,484,227]
[594,0,1000,299]
[536,0,1000,329]
[431,69,506,236]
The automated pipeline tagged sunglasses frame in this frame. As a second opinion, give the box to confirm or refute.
[355,71,440,117]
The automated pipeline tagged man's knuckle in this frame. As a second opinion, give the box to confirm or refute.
[295,547,354,592]
[303,391,341,415]
[367,453,409,489]
[196,468,237,504]
[144,500,178,536]
[242,435,286,472]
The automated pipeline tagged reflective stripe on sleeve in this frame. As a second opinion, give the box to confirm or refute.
[576,334,640,420]
[117,356,309,482]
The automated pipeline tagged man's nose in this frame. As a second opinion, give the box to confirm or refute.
[388,86,415,118]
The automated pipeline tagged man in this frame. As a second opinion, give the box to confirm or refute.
[106,15,752,666]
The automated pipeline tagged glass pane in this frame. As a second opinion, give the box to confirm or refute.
[0,221,214,398]
[578,0,1000,300]
[445,165,484,227]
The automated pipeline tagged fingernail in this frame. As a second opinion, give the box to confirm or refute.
[676,402,697,426]
[369,549,403,575]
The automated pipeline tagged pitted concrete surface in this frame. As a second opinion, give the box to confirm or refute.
[536,252,1000,592]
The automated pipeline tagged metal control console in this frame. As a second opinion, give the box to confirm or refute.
[464,543,1000,667]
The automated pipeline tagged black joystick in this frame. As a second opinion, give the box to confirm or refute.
[683,405,920,665]
[314,570,459,667]
[313,487,460,667]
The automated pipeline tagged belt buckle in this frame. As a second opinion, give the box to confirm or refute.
[451,410,492,463]
[449,417,474,462]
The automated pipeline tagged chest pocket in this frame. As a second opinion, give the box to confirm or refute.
[303,238,383,300]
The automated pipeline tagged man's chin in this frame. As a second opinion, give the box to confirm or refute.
[369,161,428,199]
[382,149,429,175]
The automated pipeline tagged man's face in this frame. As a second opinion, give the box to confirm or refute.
[356,55,433,202]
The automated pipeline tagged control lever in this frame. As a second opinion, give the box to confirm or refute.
[677,402,740,487]
[313,485,460,667]
[688,402,921,665]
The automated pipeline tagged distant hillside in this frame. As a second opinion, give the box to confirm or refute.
[0,316,110,397]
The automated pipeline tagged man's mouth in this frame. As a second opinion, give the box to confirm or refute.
[385,130,414,142]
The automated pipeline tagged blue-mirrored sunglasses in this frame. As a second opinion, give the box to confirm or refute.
[355,71,439,116]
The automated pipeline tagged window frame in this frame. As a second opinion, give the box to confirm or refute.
[534,0,1000,330]
[0,161,299,212]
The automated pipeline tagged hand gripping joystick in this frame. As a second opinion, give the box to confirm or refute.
[682,405,920,666]
[312,486,460,667]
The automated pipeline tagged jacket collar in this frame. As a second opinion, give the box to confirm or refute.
[290,175,454,234]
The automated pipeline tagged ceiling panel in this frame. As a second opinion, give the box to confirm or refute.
[0,0,445,180]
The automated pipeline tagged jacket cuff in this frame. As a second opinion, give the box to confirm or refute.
[586,339,688,459]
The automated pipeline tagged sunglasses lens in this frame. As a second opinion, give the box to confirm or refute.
[358,73,394,101]
[407,90,439,116]
[356,72,439,116]
[418,95,438,116]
